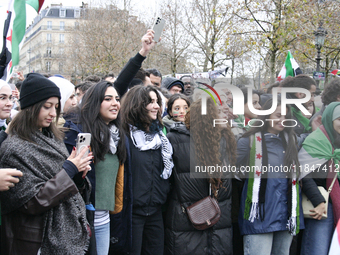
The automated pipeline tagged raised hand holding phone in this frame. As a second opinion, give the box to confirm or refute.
[152,17,166,42]
[139,30,157,57]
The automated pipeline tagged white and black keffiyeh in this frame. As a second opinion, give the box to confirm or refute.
[130,125,173,179]
[109,124,120,154]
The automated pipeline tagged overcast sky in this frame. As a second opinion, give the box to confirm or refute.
[0,0,160,25]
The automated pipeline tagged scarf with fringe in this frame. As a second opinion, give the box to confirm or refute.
[130,125,173,179]
[243,132,300,235]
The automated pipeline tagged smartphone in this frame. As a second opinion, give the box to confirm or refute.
[76,133,91,158]
[152,17,166,42]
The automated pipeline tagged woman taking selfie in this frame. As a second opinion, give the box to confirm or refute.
[0,73,92,255]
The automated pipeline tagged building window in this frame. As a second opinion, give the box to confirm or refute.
[60,21,65,30]
[47,47,51,57]
[74,9,80,18]
[59,47,64,55]
[59,34,64,43]
[60,9,66,17]
[59,62,63,73]
[46,61,51,72]
[47,33,52,42]
[47,21,52,29]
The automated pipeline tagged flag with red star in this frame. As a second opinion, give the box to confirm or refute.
[276,51,302,82]
[244,132,300,235]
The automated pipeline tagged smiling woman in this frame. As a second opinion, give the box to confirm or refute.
[63,81,127,255]
[120,85,173,254]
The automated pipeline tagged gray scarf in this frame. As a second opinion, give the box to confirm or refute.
[0,131,89,254]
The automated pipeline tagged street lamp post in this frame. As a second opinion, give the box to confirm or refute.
[314,23,327,90]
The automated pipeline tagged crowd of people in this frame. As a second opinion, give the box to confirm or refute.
[0,28,339,255]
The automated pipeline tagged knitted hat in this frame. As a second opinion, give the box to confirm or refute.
[19,73,61,109]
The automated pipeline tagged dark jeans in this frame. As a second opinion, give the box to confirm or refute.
[301,202,334,255]
[131,209,164,255]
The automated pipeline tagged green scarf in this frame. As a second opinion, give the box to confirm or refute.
[291,107,312,133]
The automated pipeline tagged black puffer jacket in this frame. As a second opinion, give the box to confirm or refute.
[165,123,232,255]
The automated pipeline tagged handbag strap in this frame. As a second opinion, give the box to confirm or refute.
[173,168,211,210]
[328,159,338,194]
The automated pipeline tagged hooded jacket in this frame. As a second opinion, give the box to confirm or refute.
[161,77,184,92]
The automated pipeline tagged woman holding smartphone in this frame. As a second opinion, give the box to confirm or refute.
[64,30,158,255]
[0,73,92,255]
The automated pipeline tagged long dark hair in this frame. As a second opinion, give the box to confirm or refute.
[80,81,126,164]
[242,98,299,169]
[189,98,236,197]
[120,85,163,134]
[9,99,63,142]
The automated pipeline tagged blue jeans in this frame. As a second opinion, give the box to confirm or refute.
[244,231,293,255]
[95,222,110,255]
[301,202,334,255]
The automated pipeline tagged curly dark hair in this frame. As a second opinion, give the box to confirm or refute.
[120,85,163,133]
[189,98,236,197]
[322,77,340,105]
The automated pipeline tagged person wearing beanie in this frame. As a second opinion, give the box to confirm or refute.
[161,77,184,95]
[49,76,76,114]
[49,76,77,126]
[0,72,93,254]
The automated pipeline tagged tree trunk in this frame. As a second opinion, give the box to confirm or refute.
[231,58,235,85]
[270,50,276,84]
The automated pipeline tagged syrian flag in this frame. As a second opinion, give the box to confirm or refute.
[0,0,44,81]
[329,219,340,255]
[276,51,302,82]
[298,127,333,179]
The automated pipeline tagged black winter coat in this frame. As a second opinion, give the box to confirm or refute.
[165,123,233,255]
[127,136,170,216]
